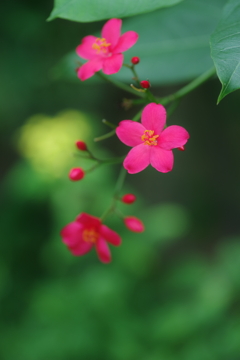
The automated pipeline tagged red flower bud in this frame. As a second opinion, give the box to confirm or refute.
[140,80,151,89]
[76,140,87,151]
[124,216,145,233]
[178,146,185,151]
[131,56,140,65]
[69,167,85,181]
[121,194,136,204]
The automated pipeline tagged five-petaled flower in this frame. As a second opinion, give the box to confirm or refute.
[116,103,190,174]
[76,18,138,81]
[60,213,121,263]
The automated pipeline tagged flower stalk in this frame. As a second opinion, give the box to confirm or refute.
[101,167,127,221]
[160,67,216,105]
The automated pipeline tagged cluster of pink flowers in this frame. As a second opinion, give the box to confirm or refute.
[60,19,190,264]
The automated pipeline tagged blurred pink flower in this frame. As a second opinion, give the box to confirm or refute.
[124,216,145,232]
[61,213,121,263]
[76,18,138,81]
[116,103,190,174]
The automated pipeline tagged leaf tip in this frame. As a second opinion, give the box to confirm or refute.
[217,88,226,104]
[46,12,56,22]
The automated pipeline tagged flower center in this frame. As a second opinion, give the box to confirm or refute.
[141,130,159,146]
[82,229,99,243]
[92,38,111,55]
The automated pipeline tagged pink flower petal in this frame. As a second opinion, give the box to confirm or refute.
[100,225,121,246]
[102,53,123,75]
[159,125,190,150]
[60,221,83,247]
[123,144,150,174]
[77,58,103,81]
[141,103,166,135]
[76,213,101,229]
[113,31,139,53]
[150,146,174,173]
[96,237,111,263]
[69,240,93,256]
[76,35,98,60]
[101,18,122,49]
[116,120,146,147]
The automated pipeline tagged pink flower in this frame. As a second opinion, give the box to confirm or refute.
[76,18,138,81]
[116,103,190,174]
[124,216,145,232]
[60,213,121,263]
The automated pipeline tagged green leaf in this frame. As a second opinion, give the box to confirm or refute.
[52,0,225,85]
[48,0,184,23]
[210,0,240,103]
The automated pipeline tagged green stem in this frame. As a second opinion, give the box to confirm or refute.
[100,156,125,165]
[123,63,141,85]
[73,153,92,160]
[160,67,216,106]
[85,163,100,173]
[132,107,143,122]
[102,119,117,129]
[123,64,131,69]
[145,89,159,103]
[96,71,144,98]
[94,129,116,142]
[166,99,181,118]
[80,147,124,165]
[124,63,160,104]
[131,67,141,86]
[101,167,127,221]
[114,167,127,195]
[113,208,125,219]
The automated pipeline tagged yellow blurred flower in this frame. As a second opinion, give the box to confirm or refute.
[17,110,91,178]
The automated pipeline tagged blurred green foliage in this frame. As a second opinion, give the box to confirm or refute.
[1,1,240,360]
[48,0,184,22]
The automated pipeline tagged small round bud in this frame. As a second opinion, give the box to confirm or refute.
[178,146,185,151]
[121,194,136,204]
[140,80,151,89]
[124,216,145,233]
[131,56,140,65]
[69,167,85,181]
[76,140,87,151]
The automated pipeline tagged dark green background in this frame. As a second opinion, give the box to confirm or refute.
[1,0,240,359]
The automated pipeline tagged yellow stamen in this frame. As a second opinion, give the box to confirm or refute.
[92,38,111,54]
[82,229,98,243]
[141,130,159,146]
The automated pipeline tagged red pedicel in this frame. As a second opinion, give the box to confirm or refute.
[121,194,136,204]
[69,168,85,181]
[76,140,87,151]
[131,56,140,65]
